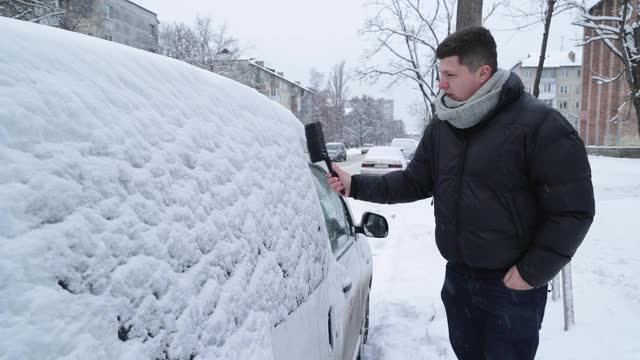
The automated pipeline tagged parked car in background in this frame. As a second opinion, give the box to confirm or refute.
[360,143,374,154]
[360,146,408,175]
[327,142,347,162]
[390,138,419,160]
[0,18,389,360]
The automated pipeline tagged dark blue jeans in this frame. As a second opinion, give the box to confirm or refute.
[441,263,548,360]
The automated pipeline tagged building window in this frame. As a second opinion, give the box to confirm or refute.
[525,70,532,79]
[576,85,581,95]
[106,5,113,19]
[560,69,569,78]
[578,69,581,76]
[543,83,552,93]
[271,89,278,97]
[543,99,554,106]
[560,85,568,94]
[576,101,580,109]
[559,101,568,109]
[104,34,113,41]
[149,24,156,36]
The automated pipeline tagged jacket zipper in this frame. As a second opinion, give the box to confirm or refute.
[455,135,469,249]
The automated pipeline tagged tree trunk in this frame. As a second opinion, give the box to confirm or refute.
[533,0,556,98]
[456,0,483,30]
[633,97,640,140]
[632,23,640,141]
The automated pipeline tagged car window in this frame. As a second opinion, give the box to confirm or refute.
[309,166,354,254]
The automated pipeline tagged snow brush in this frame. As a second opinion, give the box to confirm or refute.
[304,122,344,195]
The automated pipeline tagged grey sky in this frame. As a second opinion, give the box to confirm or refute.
[137,0,585,133]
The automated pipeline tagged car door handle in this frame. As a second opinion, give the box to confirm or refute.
[327,308,334,350]
[343,280,352,293]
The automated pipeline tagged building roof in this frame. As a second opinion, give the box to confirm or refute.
[513,50,583,70]
[127,0,158,16]
[242,59,314,93]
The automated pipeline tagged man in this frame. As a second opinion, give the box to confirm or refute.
[327,27,595,359]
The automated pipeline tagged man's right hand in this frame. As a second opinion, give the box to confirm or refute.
[327,163,352,197]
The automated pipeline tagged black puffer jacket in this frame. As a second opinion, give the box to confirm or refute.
[351,73,595,287]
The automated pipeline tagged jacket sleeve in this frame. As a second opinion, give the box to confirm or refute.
[350,123,435,204]
[517,112,595,288]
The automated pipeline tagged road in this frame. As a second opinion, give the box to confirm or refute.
[338,152,365,175]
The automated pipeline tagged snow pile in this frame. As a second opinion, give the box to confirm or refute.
[0,17,328,360]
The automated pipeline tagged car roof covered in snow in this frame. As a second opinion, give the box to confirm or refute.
[0,17,328,360]
[364,146,405,161]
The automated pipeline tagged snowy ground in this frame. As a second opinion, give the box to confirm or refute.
[346,155,640,360]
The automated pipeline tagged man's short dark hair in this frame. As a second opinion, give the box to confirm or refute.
[436,26,498,73]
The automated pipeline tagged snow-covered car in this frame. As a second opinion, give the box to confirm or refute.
[326,142,347,162]
[360,143,374,154]
[390,138,419,160]
[360,146,408,175]
[0,18,388,360]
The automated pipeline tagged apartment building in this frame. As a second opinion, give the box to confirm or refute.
[511,50,582,129]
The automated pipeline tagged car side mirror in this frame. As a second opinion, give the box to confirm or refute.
[355,212,389,238]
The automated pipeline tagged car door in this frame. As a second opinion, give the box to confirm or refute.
[344,198,373,310]
[309,166,364,360]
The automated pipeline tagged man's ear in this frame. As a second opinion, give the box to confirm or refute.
[478,64,492,83]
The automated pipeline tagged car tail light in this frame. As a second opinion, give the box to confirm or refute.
[389,164,402,168]
[361,163,374,168]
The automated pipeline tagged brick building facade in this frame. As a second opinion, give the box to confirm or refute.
[580,0,639,145]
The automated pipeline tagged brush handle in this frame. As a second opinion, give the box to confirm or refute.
[324,158,345,195]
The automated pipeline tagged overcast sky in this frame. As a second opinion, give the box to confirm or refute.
[136,0,586,133]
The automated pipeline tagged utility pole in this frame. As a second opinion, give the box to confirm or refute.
[456,0,483,30]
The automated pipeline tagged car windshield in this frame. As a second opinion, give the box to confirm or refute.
[326,143,341,150]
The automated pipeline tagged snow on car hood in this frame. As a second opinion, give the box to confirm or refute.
[0,18,329,360]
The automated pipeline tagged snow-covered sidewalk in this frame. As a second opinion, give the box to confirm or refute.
[347,155,640,360]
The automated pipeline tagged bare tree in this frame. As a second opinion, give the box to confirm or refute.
[326,61,350,141]
[308,68,331,128]
[159,16,245,80]
[359,0,508,129]
[574,0,640,140]
[0,0,95,31]
[159,22,199,63]
[345,95,380,146]
[1,0,64,24]
[358,0,456,126]
[500,0,582,31]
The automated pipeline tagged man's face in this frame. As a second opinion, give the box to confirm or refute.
[438,56,491,102]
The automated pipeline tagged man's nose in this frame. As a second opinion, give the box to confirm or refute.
[438,79,447,90]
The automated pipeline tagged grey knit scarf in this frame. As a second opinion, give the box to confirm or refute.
[435,69,511,129]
